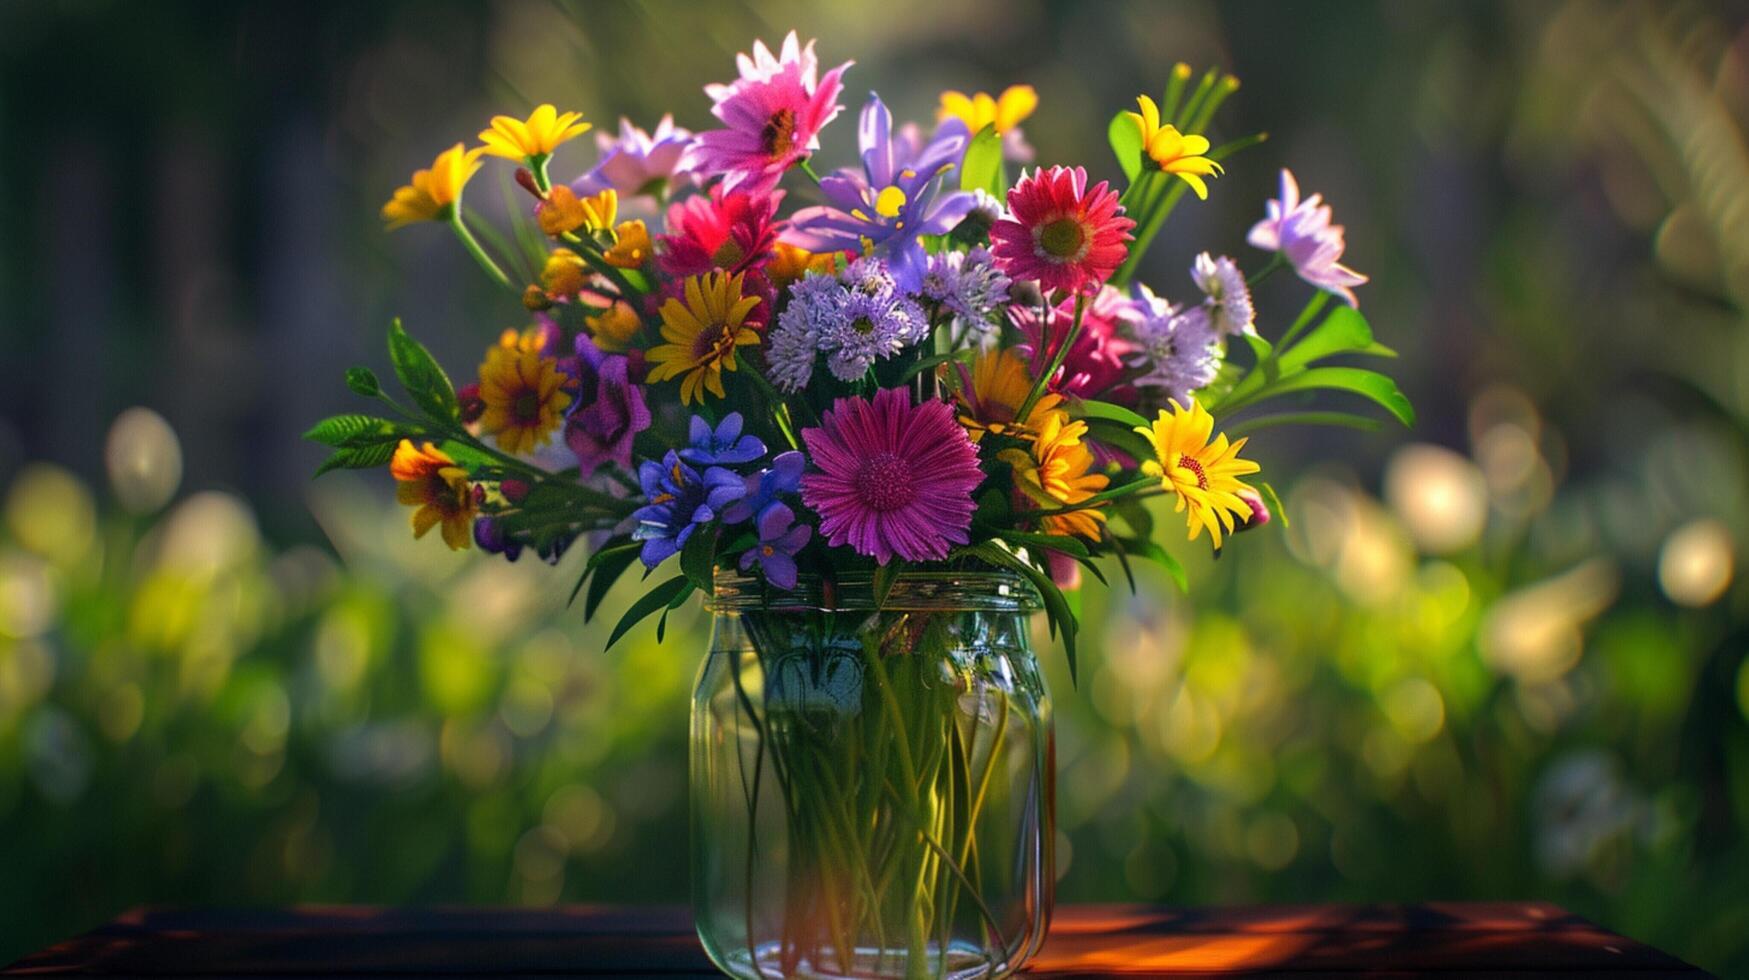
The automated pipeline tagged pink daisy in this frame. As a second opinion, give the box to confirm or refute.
[800,388,982,565]
[990,165,1135,295]
[685,32,851,194]
[1011,285,1141,402]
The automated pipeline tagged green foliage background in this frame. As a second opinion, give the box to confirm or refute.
[1,0,1747,973]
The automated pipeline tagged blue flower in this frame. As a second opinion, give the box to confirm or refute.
[631,450,745,568]
[721,450,805,524]
[738,502,811,590]
[791,93,976,292]
[678,412,767,466]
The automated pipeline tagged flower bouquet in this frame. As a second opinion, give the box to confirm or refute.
[309,31,1409,980]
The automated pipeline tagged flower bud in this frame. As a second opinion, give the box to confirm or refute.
[457,382,485,425]
[514,167,542,198]
[522,284,554,311]
[1236,488,1271,532]
[500,478,531,503]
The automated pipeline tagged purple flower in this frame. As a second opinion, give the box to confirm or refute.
[1190,252,1255,337]
[679,412,766,466]
[823,285,928,383]
[1121,283,1223,407]
[790,94,976,291]
[766,259,927,388]
[473,516,523,562]
[1247,168,1368,307]
[631,450,745,568]
[920,247,1011,340]
[738,502,812,589]
[574,115,695,200]
[766,275,835,393]
[800,388,982,565]
[565,335,652,478]
[722,450,805,524]
[685,32,851,194]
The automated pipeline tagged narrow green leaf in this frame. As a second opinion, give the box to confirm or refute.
[900,350,973,383]
[1115,536,1187,593]
[387,318,459,422]
[1276,305,1375,374]
[959,124,1002,197]
[1107,111,1143,183]
[606,575,691,650]
[1225,411,1385,438]
[1076,399,1152,430]
[873,560,904,609]
[997,530,1091,559]
[1259,482,1290,530]
[584,546,640,621]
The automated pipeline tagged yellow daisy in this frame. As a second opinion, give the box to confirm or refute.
[938,84,1037,134]
[647,271,761,405]
[1123,95,1223,200]
[477,345,572,454]
[388,440,476,550]
[1000,410,1110,540]
[1134,398,1260,548]
[952,348,1062,442]
[381,144,485,229]
[478,104,592,161]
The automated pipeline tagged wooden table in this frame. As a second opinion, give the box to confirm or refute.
[3,904,1706,977]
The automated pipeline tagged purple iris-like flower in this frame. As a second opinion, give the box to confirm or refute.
[1247,168,1368,307]
[574,115,695,200]
[631,450,745,568]
[738,502,811,590]
[721,450,805,524]
[678,412,767,466]
[566,335,652,478]
[790,93,976,292]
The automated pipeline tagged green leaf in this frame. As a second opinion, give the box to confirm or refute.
[303,414,402,449]
[1115,536,1187,593]
[606,575,692,650]
[1107,111,1144,183]
[1225,411,1385,438]
[959,124,1003,197]
[1082,417,1156,465]
[313,440,397,477]
[583,545,641,622]
[387,318,459,422]
[1076,399,1151,431]
[1276,305,1386,374]
[1238,367,1415,428]
[955,541,1079,686]
[345,366,382,397]
[997,529,1091,560]
[680,526,719,592]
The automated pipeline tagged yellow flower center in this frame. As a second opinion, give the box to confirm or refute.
[761,108,797,158]
[874,185,907,218]
[1037,217,1087,260]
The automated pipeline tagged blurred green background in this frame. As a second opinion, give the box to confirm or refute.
[3,0,1748,973]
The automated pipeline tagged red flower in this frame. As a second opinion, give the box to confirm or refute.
[658,186,784,279]
[990,166,1134,295]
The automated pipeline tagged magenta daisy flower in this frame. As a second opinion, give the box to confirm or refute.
[799,388,982,565]
[990,165,1134,295]
[685,31,851,195]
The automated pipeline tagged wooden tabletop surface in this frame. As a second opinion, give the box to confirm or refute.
[3,903,1708,977]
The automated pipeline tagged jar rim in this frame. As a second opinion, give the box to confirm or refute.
[709,568,1045,612]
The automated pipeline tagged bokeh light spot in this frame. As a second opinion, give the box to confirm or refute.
[1657,518,1733,607]
[1385,444,1488,555]
[105,407,182,514]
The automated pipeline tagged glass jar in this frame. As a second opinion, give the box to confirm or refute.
[691,571,1055,980]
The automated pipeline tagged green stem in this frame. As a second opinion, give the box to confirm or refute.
[1015,291,1087,423]
[1246,251,1286,288]
[799,158,824,186]
[1025,478,1163,519]
[449,211,514,291]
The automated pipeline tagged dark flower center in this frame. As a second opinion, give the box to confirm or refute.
[851,316,876,335]
[761,108,797,158]
[1037,217,1086,259]
[1174,452,1210,490]
[514,391,541,422]
[692,321,734,362]
[855,452,915,512]
[712,237,746,269]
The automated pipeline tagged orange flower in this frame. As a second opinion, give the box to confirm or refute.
[587,301,643,351]
[767,241,840,289]
[541,248,590,298]
[389,440,476,550]
[999,411,1109,540]
[603,220,651,269]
